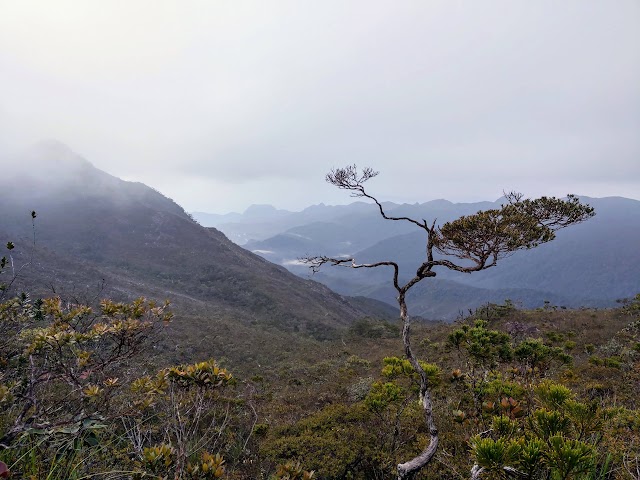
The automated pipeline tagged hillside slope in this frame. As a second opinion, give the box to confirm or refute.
[0,141,377,338]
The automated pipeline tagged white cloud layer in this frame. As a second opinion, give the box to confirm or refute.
[1,0,638,212]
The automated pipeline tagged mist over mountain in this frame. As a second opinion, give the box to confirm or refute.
[197,195,640,319]
[192,202,381,245]
[3,141,638,327]
[1,142,389,343]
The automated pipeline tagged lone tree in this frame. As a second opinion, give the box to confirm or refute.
[302,165,594,480]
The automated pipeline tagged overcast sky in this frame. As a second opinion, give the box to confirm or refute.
[1,1,638,213]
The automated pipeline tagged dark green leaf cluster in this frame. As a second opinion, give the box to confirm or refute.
[471,379,614,480]
[449,320,513,369]
[435,194,594,264]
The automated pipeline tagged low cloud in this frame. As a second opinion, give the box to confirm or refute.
[1,1,638,212]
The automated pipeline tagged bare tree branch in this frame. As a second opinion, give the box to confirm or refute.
[300,255,401,291]
[326,165,429,230]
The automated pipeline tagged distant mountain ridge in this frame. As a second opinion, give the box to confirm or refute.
[194,195,640,319]
[192,201,387,245]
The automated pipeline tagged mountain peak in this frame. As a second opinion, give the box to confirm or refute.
[243,204,290,219]
[19,140,95,178]
[32,138,76,154]
[244,204,277,214]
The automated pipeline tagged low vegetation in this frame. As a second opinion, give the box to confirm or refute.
[1,173,637,478]
[2,229,640,478]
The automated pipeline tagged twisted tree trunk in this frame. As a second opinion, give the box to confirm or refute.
[396,293,439,480]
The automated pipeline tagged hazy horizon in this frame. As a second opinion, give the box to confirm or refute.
[1,1,638,213]
[192,193,640,217]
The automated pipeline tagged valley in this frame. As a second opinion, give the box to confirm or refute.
[195,196,640,320]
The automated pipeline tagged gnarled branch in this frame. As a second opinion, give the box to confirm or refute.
[327,165,429,231]
[300,255,401,292]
